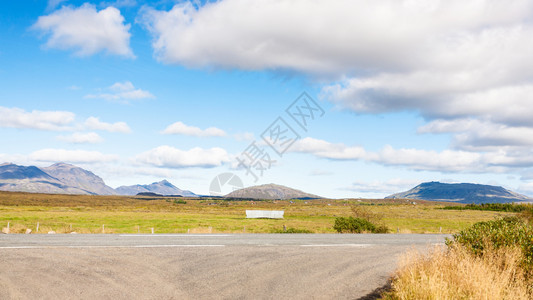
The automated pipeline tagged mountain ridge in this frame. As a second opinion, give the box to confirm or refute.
[0,162,196,197]
[386,181,532,204]
[115,179,197,197]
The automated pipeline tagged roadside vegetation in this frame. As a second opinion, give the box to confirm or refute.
[334,205,389,233]
[0,191,517,234]
[442,203,533,213]
[384,216,533,299]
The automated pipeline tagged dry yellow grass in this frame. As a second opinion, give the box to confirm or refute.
[0,191,512,234]
[386,245,532,299]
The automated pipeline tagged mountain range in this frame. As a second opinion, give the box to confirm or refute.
[225,183,321,200]
[0,162,196,197]
[116,180,197,197]
[2,162,532,203]
[386,181,532,204]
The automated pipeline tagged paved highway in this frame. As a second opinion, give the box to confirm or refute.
[0,234,449,299]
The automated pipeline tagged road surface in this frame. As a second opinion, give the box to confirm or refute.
[0,234,449,299]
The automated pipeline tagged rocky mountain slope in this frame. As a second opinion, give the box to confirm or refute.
[225,183,321,200]
[0,163,94,194]
[386,181,532,204]
[115,180,197,197]
[41,163,116,195]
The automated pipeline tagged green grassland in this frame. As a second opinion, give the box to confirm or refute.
[0,191,512,234]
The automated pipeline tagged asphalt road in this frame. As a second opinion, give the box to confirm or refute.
[0,234,449,299]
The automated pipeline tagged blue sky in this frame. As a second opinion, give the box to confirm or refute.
[2,0,533,198]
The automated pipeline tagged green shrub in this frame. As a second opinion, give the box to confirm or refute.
[173,199,187,204]
[442,203,533,213]
[446,216,533,274]
[272,227,313,233]
[334,217,378,233]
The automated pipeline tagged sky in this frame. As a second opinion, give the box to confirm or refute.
[2,0,533,198]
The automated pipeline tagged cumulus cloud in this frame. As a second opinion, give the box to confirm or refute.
[419,119,533,151]
[161,121,226,137]
[136,145,230,168]
[139,0,533,156]
[84,117,131,133]
[85,81,154,103]
[291,137,533,173]
[57,132,104,144]
[140,0,532,73]
[0,106,75,131]
[34,3,133,57]
[29,149,118,164]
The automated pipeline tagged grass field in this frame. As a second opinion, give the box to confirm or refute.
[0,191,512,234]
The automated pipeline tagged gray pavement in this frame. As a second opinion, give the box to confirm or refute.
[0,234,449,299]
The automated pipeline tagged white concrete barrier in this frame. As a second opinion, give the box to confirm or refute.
[246,210,284,219]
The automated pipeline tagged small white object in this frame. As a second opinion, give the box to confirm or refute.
[246,210,284,219]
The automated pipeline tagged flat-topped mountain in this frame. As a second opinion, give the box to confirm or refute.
[42,163,116,195]
[225,183,321,200]
[386,181,532,204]
[115,180,197,197]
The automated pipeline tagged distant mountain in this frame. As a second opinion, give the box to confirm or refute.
[225,183,321,200]
[115,180,197,197]
[42,163,116,195]
[386,181,532,204]
[136,192,183,197]
[0,163,91,195]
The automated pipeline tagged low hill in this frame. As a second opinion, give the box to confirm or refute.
[225,183,321,200]
[116,180,197,197]
[386,181,532,204]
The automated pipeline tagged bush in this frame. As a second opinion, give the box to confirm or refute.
[272,227,313,233]
[173,199,187,204]
[442,203,533,213]
[446,216,533,274]
[334,217,383,233]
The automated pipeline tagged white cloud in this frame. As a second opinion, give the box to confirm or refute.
[0,106,75,131]
[419,119,533,151]
[57,132,104,144]
[84,117,131,133]
[34,3,133,57]
[85,81,155,103]
[136,145,230,168]
[309,170,333,176]
[161,121,226,137]
[517,181,533,197]
[46,0,67,12]
[290,137,366,160]
[140,0,533,156]
[372,145,482,172]
[29,149,118,164]
[291,137,533,173]
[347,178,422,195]
[233,132,255,141]
[140,0,532,74]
